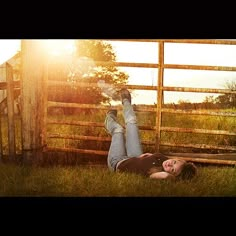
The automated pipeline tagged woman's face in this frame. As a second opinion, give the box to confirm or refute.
[162,159,185,176]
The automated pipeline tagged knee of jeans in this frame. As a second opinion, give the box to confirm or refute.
[113,126,124,133]
[125,117,137,124]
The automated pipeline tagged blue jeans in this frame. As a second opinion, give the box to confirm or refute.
[107,99,143,171]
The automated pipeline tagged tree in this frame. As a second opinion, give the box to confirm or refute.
[215,81,236,108]
[48,40,129,105]
[202,95,216,109]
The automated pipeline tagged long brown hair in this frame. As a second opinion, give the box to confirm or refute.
[177,162,197,180]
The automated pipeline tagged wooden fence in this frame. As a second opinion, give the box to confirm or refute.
[0,64,20,161]
[46,39,236,165]
[0,39,235,165]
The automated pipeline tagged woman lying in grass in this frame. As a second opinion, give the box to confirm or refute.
[105,89,197,180]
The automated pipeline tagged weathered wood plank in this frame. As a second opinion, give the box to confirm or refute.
[21,40,48,164]
[6,63,16,160]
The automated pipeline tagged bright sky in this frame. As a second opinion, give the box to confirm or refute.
[108,40,236,104]
[0,39,235,104]
[0,40,21,64]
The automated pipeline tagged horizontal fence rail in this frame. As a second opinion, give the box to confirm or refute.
[109,39,236,45]
[48,81,236,95]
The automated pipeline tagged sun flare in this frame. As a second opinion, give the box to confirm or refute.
[42,40,76,56]
[0,40,76,65]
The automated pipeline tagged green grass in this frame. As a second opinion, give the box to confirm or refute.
[0,163,236,196]
[0,109,235,197]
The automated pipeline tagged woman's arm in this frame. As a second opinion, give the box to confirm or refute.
[149,171,175,180]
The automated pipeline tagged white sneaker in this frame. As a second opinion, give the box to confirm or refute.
[97,80,120,100]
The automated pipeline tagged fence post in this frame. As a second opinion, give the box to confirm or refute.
[21,40,48,165]
[6,63,16,161]
[155,41,164,152]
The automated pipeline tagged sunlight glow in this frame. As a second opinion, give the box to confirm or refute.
[0,40,76,65]
[0,40,21,64]
[42,40,76,56]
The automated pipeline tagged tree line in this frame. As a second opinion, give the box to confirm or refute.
[170,81,236,110]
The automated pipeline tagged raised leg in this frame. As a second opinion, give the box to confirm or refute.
[121,90,143,157]
[105,110,127,171]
